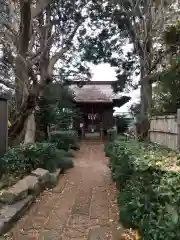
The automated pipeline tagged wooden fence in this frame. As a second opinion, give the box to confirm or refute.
[149,110,180,150]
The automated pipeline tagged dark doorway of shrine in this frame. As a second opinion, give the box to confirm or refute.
[75,102,114,140]
[84,104,101,134]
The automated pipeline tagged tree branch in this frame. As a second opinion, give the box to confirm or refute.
[1,19,18,36]
[148,48,171,75]
[29,31,36,51]
[30,32,55,63]
[118,1,144,57]
[0,79,14,89]
[1,32,17,47]
[0,18,18,47]
[49,21,83,69]
[139,50,174,85]
[31,0,52,19]
[19,0,31,54]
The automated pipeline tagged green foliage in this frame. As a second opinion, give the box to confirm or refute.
[164,21,180,51]
[152,67,180,115]
[105,138,180,239]
[78,1,139,93]
[50,131,79,151]
[129,102,141,119]
[152,21,180,115]
[107,128,117,142]
[116,115,129,133]
[58,149,75,158]
[1,142,74,176]
[36,84,79,140]
[104,140,118,158]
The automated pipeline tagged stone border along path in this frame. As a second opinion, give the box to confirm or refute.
[4,141,136,240]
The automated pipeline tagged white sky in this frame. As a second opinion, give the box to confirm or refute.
[91,63,140,114]
[90,43,140,114]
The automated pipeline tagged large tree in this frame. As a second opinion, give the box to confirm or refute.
[82,0,180,135]
[0,0,102,145]
[112,0,179,117]
[2,0,177,144]
[152,21,180,115]
[152,75,180,116]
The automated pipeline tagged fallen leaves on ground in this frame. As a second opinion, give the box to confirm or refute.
[121,229,140,240]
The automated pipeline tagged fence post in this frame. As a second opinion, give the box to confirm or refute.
[177,109,180,151]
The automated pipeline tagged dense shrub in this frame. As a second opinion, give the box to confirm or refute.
[50,130,79,151]
[35,83,78,140]
[58,149,75,158]
[2,142,74,176]
[105,137,180,239]
[104,141,114,158]
[116,115,129,133]
[107,128,117,142]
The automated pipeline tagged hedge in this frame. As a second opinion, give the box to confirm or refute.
[1,142,74,177]
[50,130,79,151]
[105,137,180,239]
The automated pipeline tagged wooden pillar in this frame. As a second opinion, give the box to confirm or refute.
[100,121,103,140]
[0,96,8,158]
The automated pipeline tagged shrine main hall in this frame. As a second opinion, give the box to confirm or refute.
[69,81,130,139]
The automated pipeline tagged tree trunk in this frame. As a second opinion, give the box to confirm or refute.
[8,89,37,146]
[9,0,32,146]
[15,0,31,108]
[24,111,36,144]
[15,55,28,110]
[138,62,152,140]
[9,2,79,145]
[140,79,152,118]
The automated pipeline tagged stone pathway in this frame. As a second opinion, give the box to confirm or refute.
[5,141,133,240]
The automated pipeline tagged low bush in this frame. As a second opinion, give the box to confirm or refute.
[107,128,117,142]
[2,142,74,177]
[105,137,180,240]
[58,149,75,158]
[116,115,129,134]
[104,141,114,158]
[50,130,79,151]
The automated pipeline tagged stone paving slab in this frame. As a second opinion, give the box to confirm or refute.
[31,168,50,184]
[0,196,34,235]
[0,176,38,204]
[4,142,134,240]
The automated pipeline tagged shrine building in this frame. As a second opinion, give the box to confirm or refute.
[69,81,130,139]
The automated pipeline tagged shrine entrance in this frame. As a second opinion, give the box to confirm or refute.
[81,103,104,139]
[68,80,131,140]
[75,101,116,140]
[84,105,101,134]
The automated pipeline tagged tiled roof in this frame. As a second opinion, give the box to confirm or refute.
[69,82,116,102]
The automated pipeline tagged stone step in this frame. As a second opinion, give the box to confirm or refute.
[0,195,34,235]
[0,176,39,204]
[88,227,122,240]
[88,227,137,240]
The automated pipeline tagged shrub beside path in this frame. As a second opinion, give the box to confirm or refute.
[5,141,133,240]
